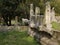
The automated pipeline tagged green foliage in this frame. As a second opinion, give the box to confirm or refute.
[0,0,60,18]
[50,0,60,15]
[52,22,60,30]
[0,31,39,45]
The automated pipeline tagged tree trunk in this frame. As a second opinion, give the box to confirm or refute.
[8,17,11,26]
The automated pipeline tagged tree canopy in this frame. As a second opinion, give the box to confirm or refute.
[0,0,60,25]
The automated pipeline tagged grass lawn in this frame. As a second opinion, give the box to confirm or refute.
[0,30,39,45]
[52,22,60,30]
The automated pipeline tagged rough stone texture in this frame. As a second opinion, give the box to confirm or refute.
[45,2,52,31]
[29,28,59,45]
[56,16,60,23]
[51,7,57,22]
[30,4,35,28]
[52,31,60,41]
[41,37,59,45]
[0,26,28,32]
[35,7,40,15]
[0,26,14,32]
[29,3,60,45]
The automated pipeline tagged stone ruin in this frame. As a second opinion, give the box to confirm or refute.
[28,2,59,45]
[29,2,57,32]
[29,4,43,28]
[51,7,57,22]
[44,2,57,31]
[44,2,52,31]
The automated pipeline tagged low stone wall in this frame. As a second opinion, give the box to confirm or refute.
[0,26,28,32]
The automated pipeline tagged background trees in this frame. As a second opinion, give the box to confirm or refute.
[0,0,23,26]
[0,0,60,26]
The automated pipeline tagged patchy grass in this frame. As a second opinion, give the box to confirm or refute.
[0,31,39,45]
[52,22,60,30]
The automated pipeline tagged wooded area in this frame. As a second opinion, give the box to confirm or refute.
[0,0,60,26]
